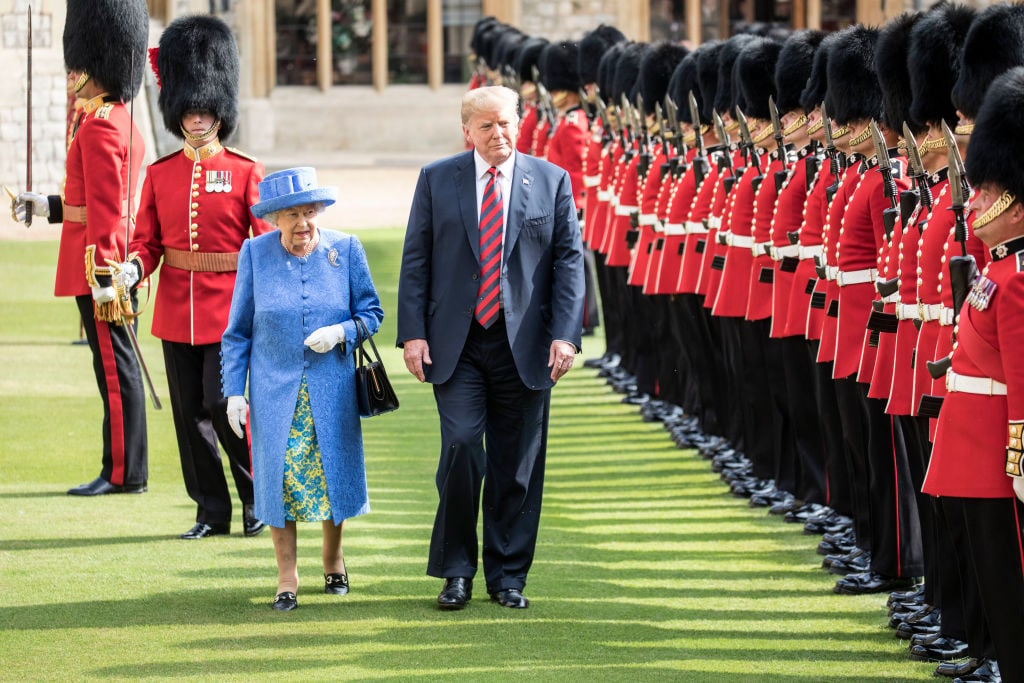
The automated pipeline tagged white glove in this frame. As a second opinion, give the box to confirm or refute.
[226,396,248,439]
[1013,476,1024,504]
[304,324,346,353]
[13,191,49,222]
[114,261,140,290]
[91,285,116,303]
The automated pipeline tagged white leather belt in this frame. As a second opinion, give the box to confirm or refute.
[752,240,773,257]
[919,302,943,322]
[770,244,799,261]
[614,204,636,216]
[707,216,722,229]
[799,244,823,260]
[597,189,613,201]
[946,369,1007,396]
[610,195,620,207]
[639,213,659,226]
[836,267,878,287]
[825,265,839,281]
[665,222,686,235]
[881,292,900,304]
[686,220,708,234]
[939,307,955,326]
[896,302,920,321]
[583,175,601,188]
[727,234,754,248]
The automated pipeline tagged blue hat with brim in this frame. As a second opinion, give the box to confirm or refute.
[251,167,338,218]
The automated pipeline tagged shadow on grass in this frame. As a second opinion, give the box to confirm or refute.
[0,534,187,551]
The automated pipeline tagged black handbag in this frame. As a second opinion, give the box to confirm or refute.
[353,318,399,417]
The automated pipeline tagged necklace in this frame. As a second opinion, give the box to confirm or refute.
[281,230,319,258]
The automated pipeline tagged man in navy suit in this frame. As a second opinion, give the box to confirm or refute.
[397,86,585,610]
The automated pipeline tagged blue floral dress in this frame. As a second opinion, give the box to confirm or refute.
[283,374,333,522]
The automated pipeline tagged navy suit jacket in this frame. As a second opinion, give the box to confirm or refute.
[397,150,584,390]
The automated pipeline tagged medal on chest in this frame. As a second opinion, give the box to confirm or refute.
[205,170,233,193]
[966,270,997,311]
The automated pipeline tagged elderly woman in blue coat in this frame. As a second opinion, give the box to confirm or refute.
[221,167,383,611]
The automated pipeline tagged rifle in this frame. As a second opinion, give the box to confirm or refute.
[735,107,763,190]
[769,96,790,193]
[592,85,616,138]
[688,91,709,186]
[620,93,637,160]
[869,121,899,238]
[944,120,978,327]
[636,93,653,179]
[902,122,932,225]
[713,110,738,193]
[664,95,686,178]
[821,102,845,203]
[577,87,594,123]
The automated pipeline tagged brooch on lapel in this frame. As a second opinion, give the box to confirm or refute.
[328,248,340,267]
[523,178,530,185]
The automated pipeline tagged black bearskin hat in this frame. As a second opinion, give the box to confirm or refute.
[799,31,839,114]
[775,30,824,114]
[965,66,1024,200]
[613,43,649,105]
[695,41,724,122]
[470,16,499,56]
[157,15,240,141]
[516,38,548,83]
[715,34,756,117]
[639,42,689,111]
[875,12,921,133]
[579,24,627,85]
[736,37,782,120]
[540,41,581,92]
[952,3,1024,120]
[493,29,527,75]
[668,53,699,123]
[908,3,975,128]
[596,42,625,104]
[479,24,510,69]
[64,0,148,102]
[825,26,881,125]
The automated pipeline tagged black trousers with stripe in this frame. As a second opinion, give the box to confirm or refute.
[76,295,148,487]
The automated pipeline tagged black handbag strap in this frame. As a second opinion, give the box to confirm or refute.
[353,318,383,366]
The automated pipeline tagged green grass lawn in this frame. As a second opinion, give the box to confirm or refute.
[0,231,931,681]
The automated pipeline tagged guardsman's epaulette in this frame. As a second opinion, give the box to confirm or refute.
[151,150,180,166]
[226,147,258,163]
[95,103,116,120]
[565,108,582,125]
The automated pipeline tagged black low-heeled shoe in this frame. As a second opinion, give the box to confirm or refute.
[272,591,297,611]
[324,573,349,595]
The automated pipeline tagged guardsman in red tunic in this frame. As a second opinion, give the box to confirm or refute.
[15,0,149,496]
[923,67,1024,683]
[122,17,272,539]
[514,38,547,156]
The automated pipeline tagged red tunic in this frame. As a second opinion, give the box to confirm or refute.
[581,125,605,248]
[834,156,909,379]
[628,147,666,287]
[55,96,145,297]
[589,141,622,254]
[712,151,765,318]
[768,149,810,337]
[699,149,743,305]
[545,107,589,210]
[924,246,1024,498]
[517,104,540,155]
[677,153,722,295]
[817,161,864,364]
[787,156,832,340]
[746,155,784,322]
[866,211,904,401]
[644,146,687,294]
[131,143,271,346]
[605,151,641,268]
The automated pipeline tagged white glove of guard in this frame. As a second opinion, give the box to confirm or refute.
[91,285,116,303]
[114,261,140,290]
[304,324,346,353]
[1013,476,1024,505]
[226,396,248,439]
[13,191,50,222]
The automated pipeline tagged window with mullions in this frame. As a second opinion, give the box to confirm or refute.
[276,0,318,86]
[443,0,482,84]
[388,0,428,84]
[332,0,374,85]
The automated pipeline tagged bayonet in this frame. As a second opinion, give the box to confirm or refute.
[636,94,652,179]
[903,122,932,210]
[822,102,844,203]
[736,107,762,184]
[688,91,706,158]
[665,95,680,143]
[713,110,734,175]
[944,120,971,257]
[578,87,594,122]
[769,96,787,167]
[655,101,670,156]
[24,2,33,226]
[870,121,899,238]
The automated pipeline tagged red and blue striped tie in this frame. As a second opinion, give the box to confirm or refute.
[475,167,503,328]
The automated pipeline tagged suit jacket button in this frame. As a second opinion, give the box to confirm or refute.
[472,273,479,280]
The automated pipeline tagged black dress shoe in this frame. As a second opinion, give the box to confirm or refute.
[783,502,826,523]
[834,571,918,595]
[272,591,297,611]
[909,635,968,662]
[242,505,266,537]
[887,583,925,607]
[491,588,529,609]
[437,577,472,610]
[324,573,349,595]
[894,604,940,639]
[953,659,1000,682]
[936,658,982,678]
[67,476,147,496]
[179,522,230,539]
